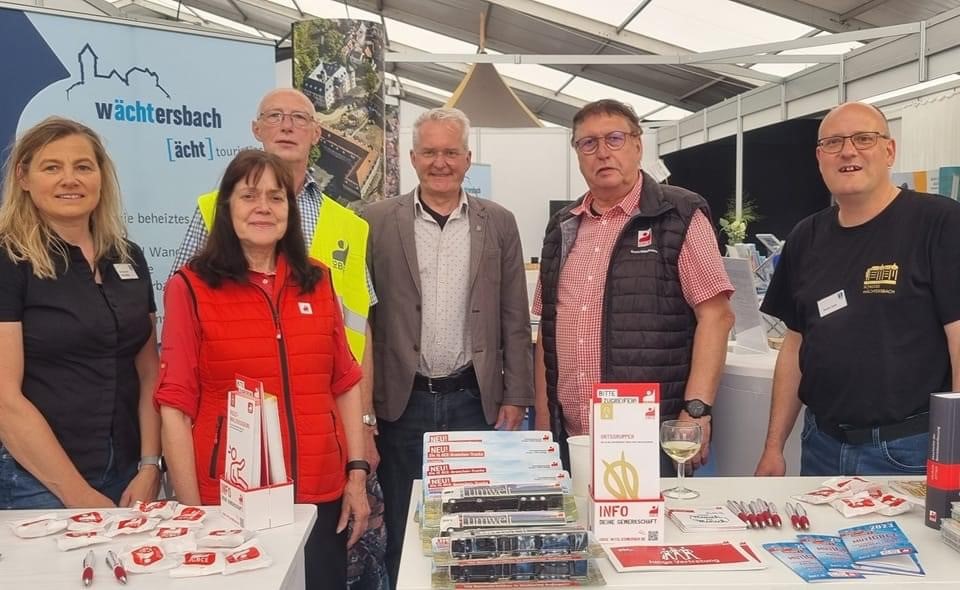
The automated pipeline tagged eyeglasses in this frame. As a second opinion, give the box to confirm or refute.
[816,131,889,153]
[415,148,466,160]
[572,131,638,155]
[259,110,314,128]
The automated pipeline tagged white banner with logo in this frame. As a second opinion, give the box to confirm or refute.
[0,5,274,327]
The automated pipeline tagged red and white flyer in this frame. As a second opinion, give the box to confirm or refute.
[225,378,264,491]
[591,383,660,502]
[604,541,766,572]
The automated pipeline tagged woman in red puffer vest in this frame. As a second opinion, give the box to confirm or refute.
[155,150,369,590]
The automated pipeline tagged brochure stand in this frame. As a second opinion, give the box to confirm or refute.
[588,383,665,544]
[220,375,294,531]
[723,257,770,355]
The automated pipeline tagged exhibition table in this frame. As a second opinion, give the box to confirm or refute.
[0,504,317,589]
[398,478,958,589]
[711,348,803,476]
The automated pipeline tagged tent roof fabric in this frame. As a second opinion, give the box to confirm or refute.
[103,0,960,127]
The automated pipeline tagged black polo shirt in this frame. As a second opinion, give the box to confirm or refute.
[0,239,155,481]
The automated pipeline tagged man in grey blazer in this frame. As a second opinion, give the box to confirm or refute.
[363,107,533,585]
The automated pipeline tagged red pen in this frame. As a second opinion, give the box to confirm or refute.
[785,502,801,530]
[768,501,783,528]
[727,500,751,526]
[736,501,755,528]
[744,500,760,528]
[749,500,766,528]
[82,549,94,586]
[106,550,127,585]
[756,499,772,527]
[795,502,811,530]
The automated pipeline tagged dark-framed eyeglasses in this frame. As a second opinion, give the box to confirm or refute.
[816,131,889,153]
[259,110,314,128]
[572,131,638,155]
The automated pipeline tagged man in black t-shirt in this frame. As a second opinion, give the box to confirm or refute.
[755,101,960,477]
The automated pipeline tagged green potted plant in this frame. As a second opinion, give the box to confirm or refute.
[718,195,759,256]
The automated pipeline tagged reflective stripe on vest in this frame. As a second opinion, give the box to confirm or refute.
[197,190,370,360]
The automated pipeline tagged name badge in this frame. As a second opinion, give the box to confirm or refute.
[113,263,139,280]
[817,289,847,318]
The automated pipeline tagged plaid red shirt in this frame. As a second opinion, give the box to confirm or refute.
[533,175,733,436]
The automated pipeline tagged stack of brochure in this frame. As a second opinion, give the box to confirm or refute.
[666,505,747,533]
[764,521,924,582]
[419,431,608,587]
[942,503,960,553]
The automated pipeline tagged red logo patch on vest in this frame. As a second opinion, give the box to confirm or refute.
[637,228,653,248]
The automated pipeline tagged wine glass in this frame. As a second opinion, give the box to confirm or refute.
[659,420,702,500]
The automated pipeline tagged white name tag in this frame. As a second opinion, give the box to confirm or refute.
[113,263,139,280]
[817,289,847,318]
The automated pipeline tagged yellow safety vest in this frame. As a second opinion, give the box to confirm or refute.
[198,190,370,360]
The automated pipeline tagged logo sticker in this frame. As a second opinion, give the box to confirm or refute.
[637,228,653,248]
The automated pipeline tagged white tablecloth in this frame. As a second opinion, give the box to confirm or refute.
[399,478,958,589]
[0,504,317,589]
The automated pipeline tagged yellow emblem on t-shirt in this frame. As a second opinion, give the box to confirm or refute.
[863,263,898,294]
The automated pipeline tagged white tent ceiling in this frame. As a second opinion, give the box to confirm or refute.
[85,0,960,126]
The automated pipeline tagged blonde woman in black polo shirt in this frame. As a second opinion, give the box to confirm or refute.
[0,117,161,509]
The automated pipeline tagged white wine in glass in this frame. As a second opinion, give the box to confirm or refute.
[660,420,702,499]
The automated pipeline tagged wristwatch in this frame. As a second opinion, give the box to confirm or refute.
[138,455,164,471]
[362,413,378,427]
[683,399,713,418]
[346,460,371,474]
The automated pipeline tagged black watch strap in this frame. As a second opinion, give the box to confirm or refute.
[683,398,713,418]
[346,460,371,474]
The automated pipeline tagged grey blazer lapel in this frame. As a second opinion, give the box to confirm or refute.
[396,191,421,295]
[467,196,486,291]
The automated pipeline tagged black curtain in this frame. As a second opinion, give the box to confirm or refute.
[661,118,831,248]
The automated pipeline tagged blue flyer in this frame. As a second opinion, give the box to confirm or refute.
[838,521,925,576]
[763,542,864,582]
[797,535,858,572]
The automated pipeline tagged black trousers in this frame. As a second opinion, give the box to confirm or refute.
[305,496,348,590]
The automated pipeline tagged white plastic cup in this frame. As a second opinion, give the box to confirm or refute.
[567,435,591,498]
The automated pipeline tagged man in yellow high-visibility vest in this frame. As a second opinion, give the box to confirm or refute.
[168,88,386,589]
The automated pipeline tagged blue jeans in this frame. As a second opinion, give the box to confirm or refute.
[377,386,491,590]
[800,408,928,476]
[0,441,136,509]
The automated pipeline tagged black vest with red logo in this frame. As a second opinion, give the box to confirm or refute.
[538,171,710,443]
